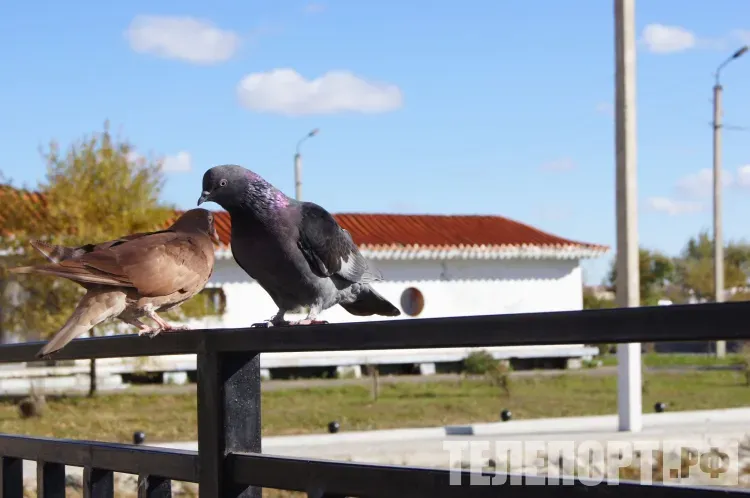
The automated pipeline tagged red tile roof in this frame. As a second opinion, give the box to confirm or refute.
[0,185,607,256]
[207,210,608,253]
[0,185,48,230]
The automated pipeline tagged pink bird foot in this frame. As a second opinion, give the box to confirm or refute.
[146,311,189,334]
[137,325,160,338]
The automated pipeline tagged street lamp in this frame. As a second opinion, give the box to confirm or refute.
[294,128,319,201]
[713,45,747,358]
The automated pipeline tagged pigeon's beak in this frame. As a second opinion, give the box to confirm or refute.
[197,191,211,206]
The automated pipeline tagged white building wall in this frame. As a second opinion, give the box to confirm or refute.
[205,257,584,328]
[11,255,594,389]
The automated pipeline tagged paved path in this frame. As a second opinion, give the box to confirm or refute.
[20,407,750,486]
[150,407,750,486]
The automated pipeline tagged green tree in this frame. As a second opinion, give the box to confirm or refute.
[606,248,676,306]
[0,122,221,395]
[673,231,750,301]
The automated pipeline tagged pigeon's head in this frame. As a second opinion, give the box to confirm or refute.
[171,208,220,244]
[198,164,254,209]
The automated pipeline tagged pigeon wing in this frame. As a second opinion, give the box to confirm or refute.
[37,232,212,297]
[30,231,160,263]
[80,232,213,297]
[296,202,381,283]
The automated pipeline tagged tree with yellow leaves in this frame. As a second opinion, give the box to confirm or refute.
[0,122,222,396]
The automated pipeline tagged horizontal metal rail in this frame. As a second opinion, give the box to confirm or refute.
[2,302,749,496]
[229,453,750,497]
[0,301,748,363]
[0,435,198,482]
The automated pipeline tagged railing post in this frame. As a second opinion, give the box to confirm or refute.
[83,467,114,497]
[197,345,262,498]
[0,457,22,498]
[37,461,65,498]
[137,475,171,497]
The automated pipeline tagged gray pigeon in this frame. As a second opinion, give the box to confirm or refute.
[197,164,401,327]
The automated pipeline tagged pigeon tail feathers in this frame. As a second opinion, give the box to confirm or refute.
[340,285,401,317]
[30,239,76,263]
[7,265,34,275]
[36,289,125,359]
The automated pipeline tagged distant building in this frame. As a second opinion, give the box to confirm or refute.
[585,285,615,301]
[148,211,608,376]
[206,211,609,327]
[0,187,612,390]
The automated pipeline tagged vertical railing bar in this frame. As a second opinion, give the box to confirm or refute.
[83,467,113,498]
[197,346,262,498]
[197,348,222,498]
[0,457,23,498]
[223,351,262,497]
[137,474,172,498]
[37,461,65,498]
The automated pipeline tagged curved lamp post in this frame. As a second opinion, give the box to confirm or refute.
[713,46,747,358]
[294,129,319,201]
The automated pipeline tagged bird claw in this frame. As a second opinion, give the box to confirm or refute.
[138,327,160,338]
[251,313,297,328]
[289,319,329,326]
[250,315,328,328]
[166,324,190,331]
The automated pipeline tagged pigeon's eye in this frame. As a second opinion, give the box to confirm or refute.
[219,179,228,187]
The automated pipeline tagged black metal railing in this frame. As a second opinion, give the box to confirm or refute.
[2,301,750,497]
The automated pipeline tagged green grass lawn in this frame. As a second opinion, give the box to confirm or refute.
[597,352,746,368]
[2,369,750,443]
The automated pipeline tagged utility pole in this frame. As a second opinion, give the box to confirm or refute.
[712,45,748,358]
[714,78,725,358]
[294,153,302,201]
[294,129,319,201]
[614,0,641,432]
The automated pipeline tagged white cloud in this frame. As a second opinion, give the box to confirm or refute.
[534,204,573,222]
[387,201,421,213]
[595,101,614,116]
[237,68,403,115]
[539,158,575,172]
[647,197,705,216]
[676,168,732,199]
[126,150,191,173]
[649,164,750,216]
[161,151,192,172]
[126,150,143,164]
[736,165,750,187]
[639,23,745,54]
[641,24,696,54]
[305,3,326,14]
[126,16,240,64]
[732,30,750,45]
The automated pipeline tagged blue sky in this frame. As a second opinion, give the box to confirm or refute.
[2,1,750,284]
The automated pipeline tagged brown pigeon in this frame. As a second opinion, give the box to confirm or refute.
[29,233,151,264]
[9,208,218,359]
